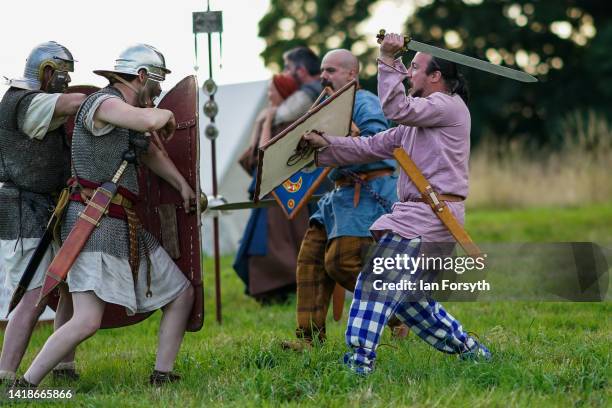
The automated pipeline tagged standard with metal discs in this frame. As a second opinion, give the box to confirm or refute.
[203,100,218,118]
[205,123,219,140]
[202,78,217,96]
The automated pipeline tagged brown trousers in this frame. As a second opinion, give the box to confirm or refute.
[295,223,400,341]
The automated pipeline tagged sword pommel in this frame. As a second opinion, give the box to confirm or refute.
[123,149,137,164]
[377,29,411,57]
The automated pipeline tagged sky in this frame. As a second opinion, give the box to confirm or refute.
[0,0,271,96]
[0,0,415,96]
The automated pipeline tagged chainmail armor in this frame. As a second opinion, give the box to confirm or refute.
[61,202,158,259]
[66,85,158,259]
[0,87,69,240]
[71,86,149,195]
[0,185,54,240]
[0,88,69,193]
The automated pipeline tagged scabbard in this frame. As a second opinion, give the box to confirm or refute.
[37,182,118,304]
[393,148,482,257]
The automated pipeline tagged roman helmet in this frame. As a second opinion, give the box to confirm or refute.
[6,41,75,91]
[94,44,171,82]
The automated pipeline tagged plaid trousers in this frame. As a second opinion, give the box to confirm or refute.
[295,224,403,341]
[344,233,490,374]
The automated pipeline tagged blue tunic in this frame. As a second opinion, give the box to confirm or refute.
[310,89,398,239]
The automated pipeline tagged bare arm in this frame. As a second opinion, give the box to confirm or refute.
[53,93,86,117]
[94,97,175,135]
[140,141,195,212]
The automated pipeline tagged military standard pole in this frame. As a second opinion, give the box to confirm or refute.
[193,2,223,323]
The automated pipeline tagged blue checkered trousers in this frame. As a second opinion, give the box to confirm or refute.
[344,233,491,374]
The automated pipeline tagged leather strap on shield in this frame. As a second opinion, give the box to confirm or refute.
[393,148,482,257]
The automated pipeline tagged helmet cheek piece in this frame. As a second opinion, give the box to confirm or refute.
[38,58,74,92]
[45,70,71,93]
[37,58,74,82]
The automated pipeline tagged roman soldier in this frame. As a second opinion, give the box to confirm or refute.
[0,41,85,383]
[19,44,195,387]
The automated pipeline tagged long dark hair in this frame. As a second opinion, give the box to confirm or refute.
[426,57,469,103]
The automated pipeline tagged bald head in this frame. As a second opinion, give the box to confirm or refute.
[323,49,359,73]
[320,49,359,90]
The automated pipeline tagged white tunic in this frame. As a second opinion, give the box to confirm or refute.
[64,92,190,314]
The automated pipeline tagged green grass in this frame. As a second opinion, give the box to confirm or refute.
[5,204,612,407]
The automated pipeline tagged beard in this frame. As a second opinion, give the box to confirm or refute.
[320,78,334,90]
[408,82,423,98]
[45,71,70,93]
[137,80,161,108]
[409,88,424,98]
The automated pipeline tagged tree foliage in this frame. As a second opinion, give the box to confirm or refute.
[259,0,612,145]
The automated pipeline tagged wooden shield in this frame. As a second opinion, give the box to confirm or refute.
[132,75,203,332]
[255,80,356,201]
[50,79,203,331]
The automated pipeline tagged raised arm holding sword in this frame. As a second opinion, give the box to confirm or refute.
[302,30,536,374]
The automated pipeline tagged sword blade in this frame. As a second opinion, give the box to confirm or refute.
[37,212,98,303]
[408,40,537,83]
[209,199,277,211]
[208,194,324,211]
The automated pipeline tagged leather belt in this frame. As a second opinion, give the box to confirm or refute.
[334,169,394,208]
[406,194,464,203]
[79,187,133,209]
[71,186,151,296]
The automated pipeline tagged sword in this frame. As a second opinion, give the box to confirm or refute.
[36,150,137,305]
[5,190,69,316]
[206,194,324,212]
[377,29,537,83]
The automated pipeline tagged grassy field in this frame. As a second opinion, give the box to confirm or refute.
[5,204,612,407]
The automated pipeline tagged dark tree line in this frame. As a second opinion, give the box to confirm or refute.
[259,0,612,146]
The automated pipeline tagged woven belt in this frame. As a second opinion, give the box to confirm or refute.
[334,169,394,207]
[406,194,464,203]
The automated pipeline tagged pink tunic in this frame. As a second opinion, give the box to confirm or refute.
[317,59,471,242]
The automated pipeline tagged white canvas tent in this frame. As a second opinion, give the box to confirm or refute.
[199,79,269,255]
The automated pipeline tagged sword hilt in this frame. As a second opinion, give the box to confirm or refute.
[111,150,137,184]
[377,29,411,57]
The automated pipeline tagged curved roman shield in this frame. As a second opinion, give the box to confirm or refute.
[135,75,203,331]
